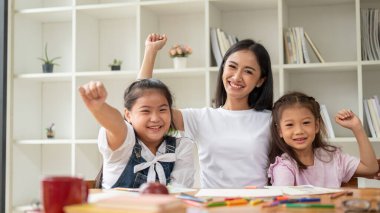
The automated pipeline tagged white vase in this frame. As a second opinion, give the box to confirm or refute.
[173,57,187,70]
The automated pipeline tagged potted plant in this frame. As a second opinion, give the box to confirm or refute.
[38,43,61,73]
[109,59,122,71]
[169,44,192,69]
[46,123,55,139]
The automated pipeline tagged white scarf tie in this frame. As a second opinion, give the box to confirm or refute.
[133,153,176,185]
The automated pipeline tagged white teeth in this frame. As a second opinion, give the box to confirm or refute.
[149,126,160,129]
[229,82,243,89]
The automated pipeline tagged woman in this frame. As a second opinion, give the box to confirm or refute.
[138,33,273,188]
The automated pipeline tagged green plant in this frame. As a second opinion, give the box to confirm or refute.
[38,43,61,65]
[108,59,122,67]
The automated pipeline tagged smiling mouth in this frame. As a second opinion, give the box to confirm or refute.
[228,81,244,89]
[293,137,307,144]
[147,126,162,131]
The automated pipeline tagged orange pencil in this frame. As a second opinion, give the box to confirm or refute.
[226,199,248,206]
[330,191,349,199]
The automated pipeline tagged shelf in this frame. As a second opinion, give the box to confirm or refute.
[209,0,277,10]
[285,0,354,7]
[76,3,138,19]
[15,139,73,145]
[153,68,207,78]
[15,7,72,22]
[14,73,72,82]
[328,137,380,143]
[283,62,357,73]
[75,70,138,79]
[141,0,205,15]
[74,139,97,144]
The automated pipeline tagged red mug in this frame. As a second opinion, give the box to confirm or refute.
[42,176,88,213]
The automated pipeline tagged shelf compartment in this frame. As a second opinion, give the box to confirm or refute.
[209,0,279,65]
[76,5,138,72]
[140,0,206,69]
[14,12,72,75]
[282,0,356,63]
[13,81,73,140]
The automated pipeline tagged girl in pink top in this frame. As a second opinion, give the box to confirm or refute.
[268,92,378,188]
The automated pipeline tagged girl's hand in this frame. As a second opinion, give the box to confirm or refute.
[145,33,167,52]
[335,109,362,131]
[78,81,107,112]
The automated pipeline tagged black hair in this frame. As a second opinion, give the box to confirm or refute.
[124,78,176,133]
[269,91,337,170]
[215,39,273,110]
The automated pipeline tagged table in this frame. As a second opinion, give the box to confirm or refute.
[68,188,380,213]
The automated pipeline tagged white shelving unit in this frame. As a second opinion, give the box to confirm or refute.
[8,0,380,211]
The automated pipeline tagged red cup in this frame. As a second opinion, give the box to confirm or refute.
[42,176,88,213]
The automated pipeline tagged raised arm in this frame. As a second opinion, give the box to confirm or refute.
[137,33,167,79]
[138,33,185,130]
[79,81,127,150]
[335,109,379,175]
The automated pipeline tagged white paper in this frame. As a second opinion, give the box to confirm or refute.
[167,186,197,194]
[265,185,342,196]
[358,177,380,188]
[195,189,282,197]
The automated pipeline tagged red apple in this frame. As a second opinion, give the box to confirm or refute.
[139,182,169,195]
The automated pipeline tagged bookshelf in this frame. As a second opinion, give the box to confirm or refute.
[8,0,380,211]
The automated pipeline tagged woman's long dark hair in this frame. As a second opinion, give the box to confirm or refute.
[269,91,337,170]
[214,39,273,110]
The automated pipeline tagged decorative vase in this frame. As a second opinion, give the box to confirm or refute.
[42,64,54,73]
[110,65,121,71]
[46,129,55,139]
[173,57,187,70]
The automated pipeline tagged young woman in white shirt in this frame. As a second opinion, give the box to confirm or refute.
[138,34,274,188]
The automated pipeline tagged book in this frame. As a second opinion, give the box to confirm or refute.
[210,28,222,66]
[320,104,335,138]
[304,31,325,63]
[358,177,380,188]
[300,27,311,63]
[66,194,186,213]
[363,99,376,138]
[368,98,380,137]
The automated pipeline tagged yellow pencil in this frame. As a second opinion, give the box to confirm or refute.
[249,199,264,206]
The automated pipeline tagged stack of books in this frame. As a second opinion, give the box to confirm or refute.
[210,28,239,67]
[361,8,380,61]
[284,27,325,64]
[363,95,380,138]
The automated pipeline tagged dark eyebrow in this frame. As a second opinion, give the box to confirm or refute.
[227,60,255,71]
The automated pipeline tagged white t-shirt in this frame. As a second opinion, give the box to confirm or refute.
[181,107,271,188]
[98,121,195,189]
